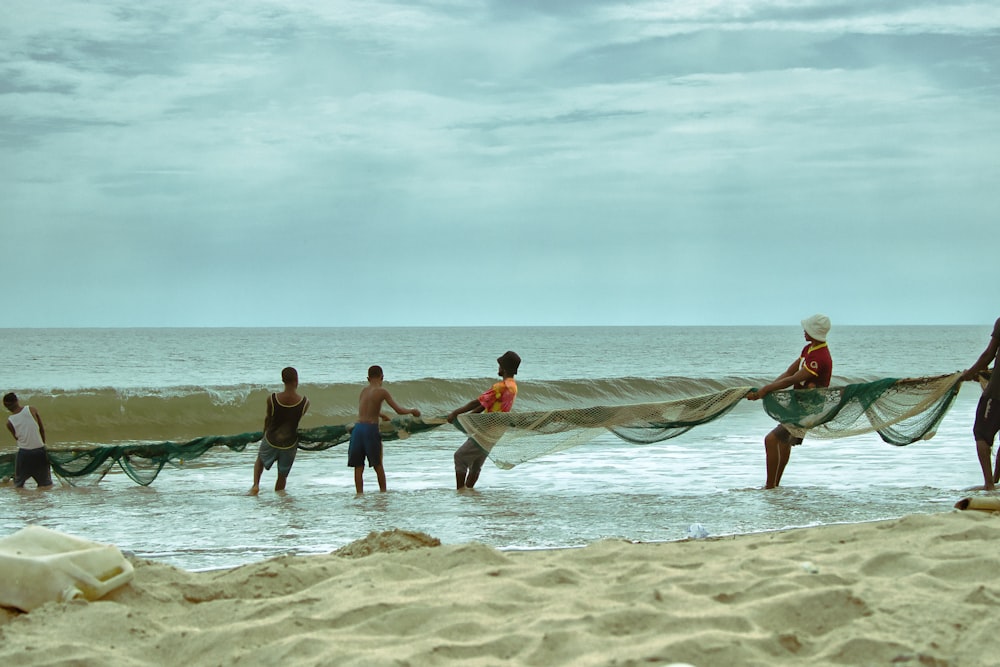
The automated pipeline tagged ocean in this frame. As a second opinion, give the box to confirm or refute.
[0,325,992,571]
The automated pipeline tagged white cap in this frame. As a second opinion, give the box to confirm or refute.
[801,314,831,342]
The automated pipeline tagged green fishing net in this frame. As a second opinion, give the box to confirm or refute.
[0,418,443,486]
[458,387,753,469]
[459,374,966,468]
[0,374,973,483]
[760,373,963,445]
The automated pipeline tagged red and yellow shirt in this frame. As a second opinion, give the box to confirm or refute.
[479,378,517,413]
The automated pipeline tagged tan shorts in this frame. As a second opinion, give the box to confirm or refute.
[773,424,805,446]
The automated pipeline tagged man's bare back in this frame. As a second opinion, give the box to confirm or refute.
[357,385,392,423]
[356,366,420,424]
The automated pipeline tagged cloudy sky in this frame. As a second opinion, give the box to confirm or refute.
[1,1,997,327]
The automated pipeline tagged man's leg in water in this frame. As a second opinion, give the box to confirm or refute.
[250,457,264,494]
[977,440,995,490]
[764,426,794,489]
[464,453,487,489]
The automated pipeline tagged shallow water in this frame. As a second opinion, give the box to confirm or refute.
[0,326,991,570]
[1,394,981,571]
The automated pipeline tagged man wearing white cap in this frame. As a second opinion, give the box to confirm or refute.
[747,314,833,489]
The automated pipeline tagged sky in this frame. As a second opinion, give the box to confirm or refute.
[1,0,998,327]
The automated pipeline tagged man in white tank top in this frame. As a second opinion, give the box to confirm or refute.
[4,392,53,489]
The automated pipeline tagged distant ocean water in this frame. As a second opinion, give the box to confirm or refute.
[0,326,993,570]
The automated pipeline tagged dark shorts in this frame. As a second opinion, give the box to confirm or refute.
[15,448,53,488]
[974,395,1000,445]
[454,438,488,474]
[348,422,382,469]
[772,424,805,447]
[257,437,297,476]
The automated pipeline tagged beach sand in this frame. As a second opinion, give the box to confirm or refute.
[2,510,998,666]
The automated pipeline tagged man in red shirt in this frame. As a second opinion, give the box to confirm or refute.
[747,314,833,489]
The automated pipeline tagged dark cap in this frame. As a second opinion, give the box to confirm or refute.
[497,351,521,375]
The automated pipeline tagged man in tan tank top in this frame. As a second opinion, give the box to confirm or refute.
[249,367,309,495]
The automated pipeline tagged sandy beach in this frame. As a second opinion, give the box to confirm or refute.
[2,509,998,666]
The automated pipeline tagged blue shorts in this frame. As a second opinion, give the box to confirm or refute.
[348,422,382,469]
[257,437,297,476]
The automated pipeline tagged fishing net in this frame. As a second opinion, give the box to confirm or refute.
[0,375,973,483]
[457,374,967,468]
[0,418,444,486]
[457,386,753,469]
[761,373,963,445]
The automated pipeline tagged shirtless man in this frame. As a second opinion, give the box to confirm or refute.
[348,365,420,494]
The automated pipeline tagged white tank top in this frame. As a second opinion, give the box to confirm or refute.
[8,407,45,450]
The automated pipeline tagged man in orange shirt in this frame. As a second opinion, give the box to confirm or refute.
[447,351,521,491]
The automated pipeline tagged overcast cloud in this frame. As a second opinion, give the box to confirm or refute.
[1,0,997,327]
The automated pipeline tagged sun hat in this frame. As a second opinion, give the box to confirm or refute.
[801,314,831,342]
[497,351,521,375]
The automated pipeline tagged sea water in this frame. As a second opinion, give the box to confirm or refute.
[0,325,992,570]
